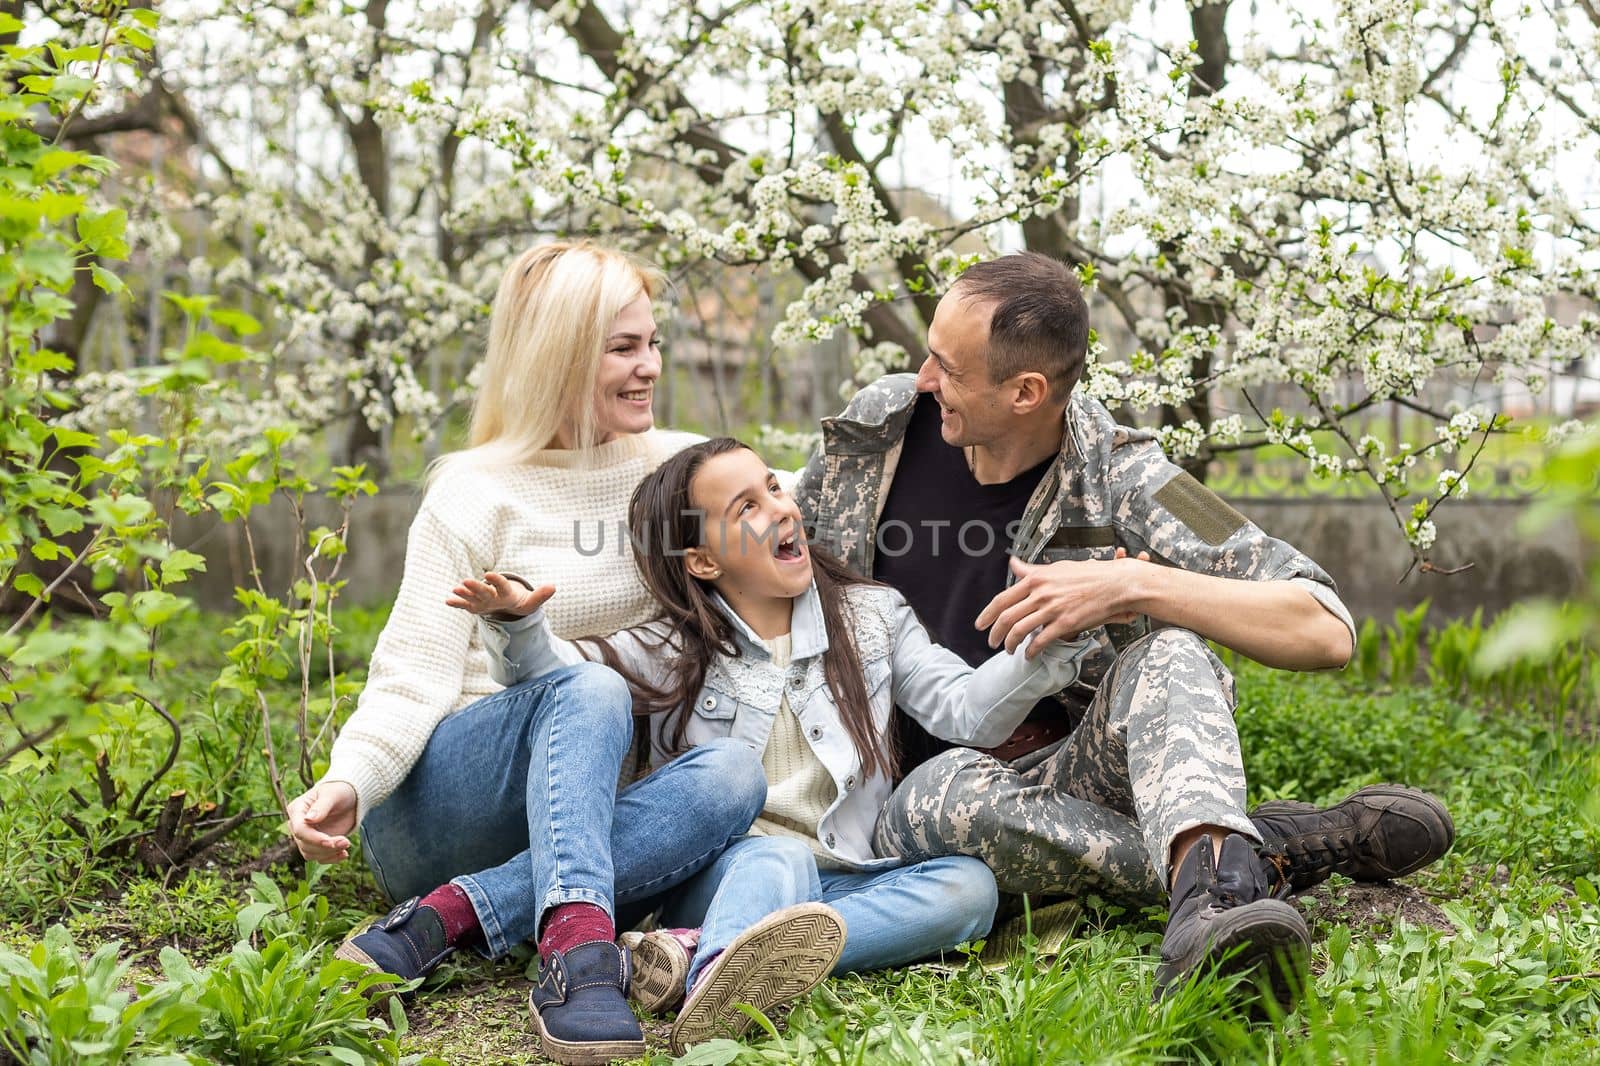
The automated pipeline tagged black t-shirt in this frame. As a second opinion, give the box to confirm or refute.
[871,392,1055,768]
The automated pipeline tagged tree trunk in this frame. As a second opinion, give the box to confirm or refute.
[1160,0,1231,479]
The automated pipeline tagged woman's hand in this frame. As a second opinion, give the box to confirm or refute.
[286,781,358,863]
[446,571,556,618]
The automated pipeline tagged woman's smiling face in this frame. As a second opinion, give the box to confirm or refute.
[687,448,812,601]
[589,292,661,443]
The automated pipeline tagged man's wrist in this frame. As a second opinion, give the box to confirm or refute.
[1121,557,1163,619]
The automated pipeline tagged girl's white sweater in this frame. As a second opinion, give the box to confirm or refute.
[323,429,703,821]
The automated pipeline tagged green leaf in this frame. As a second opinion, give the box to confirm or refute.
[1476,601,1584,672]
[12,627,80,666]
[18,348,74,375]
[163,291,216,319]
[36,148,91,179]
[12,573,46,600]
[207,307,262,336]
[47,74,95,102]
[36,505,86,536]
[20,241,75,286]
[159,549,207,585]
[120,26,155,50]
[159,945,200,984]
[35,190,88,223]
[184,330,255,365]
[90,263,126,293]
[52,427,99,450]
[126,589,189,628]
[0,13,23,33]
[234,900,275,941]
[77,207,129,258]
[0,192,44,226]
[87,494,155,528]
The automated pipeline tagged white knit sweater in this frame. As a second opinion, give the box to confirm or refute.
[323,429,703,822]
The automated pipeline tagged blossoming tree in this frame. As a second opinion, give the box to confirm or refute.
[75,0,1600,562]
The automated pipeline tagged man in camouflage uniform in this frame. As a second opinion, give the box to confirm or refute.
[793,252,1454,1002]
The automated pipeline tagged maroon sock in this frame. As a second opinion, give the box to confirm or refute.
[538,902,615,959]
[419,883,482,948]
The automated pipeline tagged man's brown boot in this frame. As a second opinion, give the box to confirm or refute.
[1250,784,1455,893]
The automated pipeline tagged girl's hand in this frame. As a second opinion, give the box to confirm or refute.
[446,571,556,618]
[286,781,357,863]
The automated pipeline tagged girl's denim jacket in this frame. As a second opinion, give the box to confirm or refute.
[478,582,1092,870]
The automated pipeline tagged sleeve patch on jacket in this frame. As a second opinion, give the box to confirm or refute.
[1152,471,1248,547]
[1045,525,1117,550]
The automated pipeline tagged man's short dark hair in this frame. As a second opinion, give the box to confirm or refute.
[953,252,1089,400]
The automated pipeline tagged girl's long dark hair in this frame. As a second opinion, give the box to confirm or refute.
[583,437,898,781]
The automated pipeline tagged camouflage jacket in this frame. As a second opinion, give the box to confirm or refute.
[793,374,1356,698]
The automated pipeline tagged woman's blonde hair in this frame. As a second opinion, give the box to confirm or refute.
[441,241,665,475]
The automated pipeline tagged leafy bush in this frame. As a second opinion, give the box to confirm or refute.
[1478,430,1600,682]
[158,941,406,1066]
[120,874,238,956]
[0,902,407,1066]
[0,926,197,1066]
[0,4,381,911]
[234,864,369,948]
[1345,600,1593,729]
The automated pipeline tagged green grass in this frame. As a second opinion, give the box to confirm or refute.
[3,609,1598,1064]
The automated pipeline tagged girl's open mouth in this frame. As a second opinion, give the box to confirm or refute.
[775,531,805,562]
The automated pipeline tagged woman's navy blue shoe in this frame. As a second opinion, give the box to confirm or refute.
[334,896,453,990]
[529,940,647,1065]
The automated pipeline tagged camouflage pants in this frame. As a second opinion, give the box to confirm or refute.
[872,628,1258,901]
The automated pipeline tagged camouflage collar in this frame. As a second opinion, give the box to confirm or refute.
[819,374,920,454]
[824,371,1085,469]
[1054,396,1085,467]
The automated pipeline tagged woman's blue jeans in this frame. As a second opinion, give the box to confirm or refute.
[359,662,768,958]
[660,835,999,989]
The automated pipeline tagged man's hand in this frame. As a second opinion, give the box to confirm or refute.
[286,781,358,863]
[976,550,1152,658]
[447,572,555,618]
[980,548,1354,671]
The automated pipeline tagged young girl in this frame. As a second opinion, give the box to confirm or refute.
[451,438,1093,1054]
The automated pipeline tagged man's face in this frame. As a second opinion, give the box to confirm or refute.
[916,287,1010,448]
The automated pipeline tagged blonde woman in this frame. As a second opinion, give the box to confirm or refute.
[283,242,767,1065]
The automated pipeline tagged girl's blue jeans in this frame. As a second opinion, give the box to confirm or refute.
[359,662,768,958]
[660,835,999,988]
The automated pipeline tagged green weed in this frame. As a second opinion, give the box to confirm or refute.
[158,939,407,1066]
[0,926,197,1066]
[121,873,238,955]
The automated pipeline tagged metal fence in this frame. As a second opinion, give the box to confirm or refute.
[1204,453,1553,503]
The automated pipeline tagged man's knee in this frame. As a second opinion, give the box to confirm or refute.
[1127,627,1210,665]
[1117,628,1233,700]
[876,748,1014,860]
